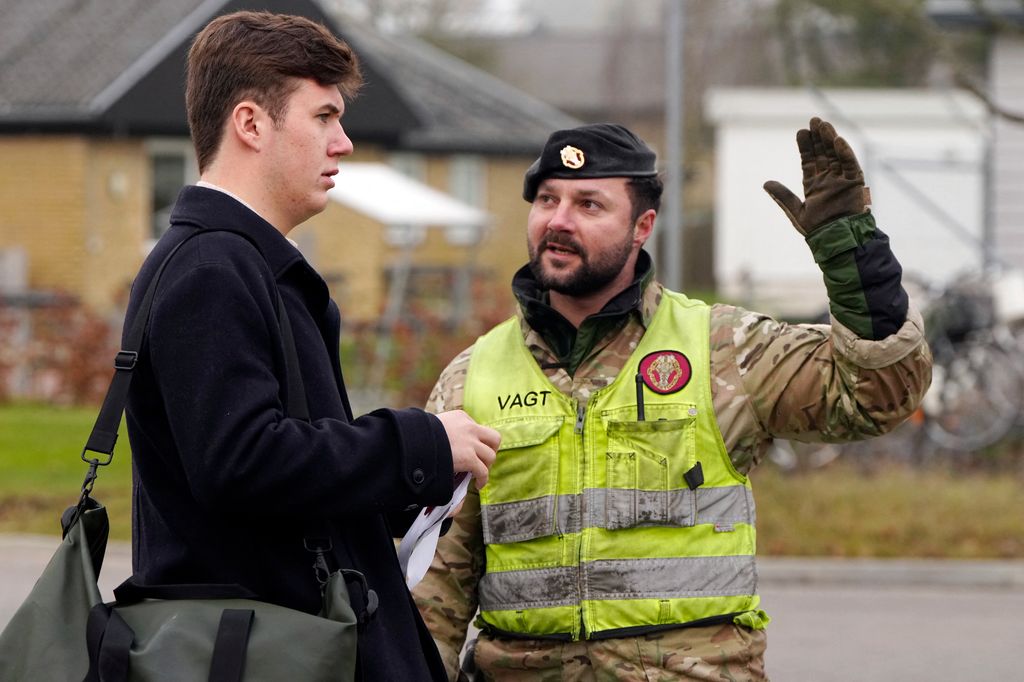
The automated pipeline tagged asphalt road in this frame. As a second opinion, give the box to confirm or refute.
[760,583,1023,680]
[3,535,1023,681]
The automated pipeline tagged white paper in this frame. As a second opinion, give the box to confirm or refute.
[398,473,472,590]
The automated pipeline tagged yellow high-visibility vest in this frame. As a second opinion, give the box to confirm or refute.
[464,291,765,640]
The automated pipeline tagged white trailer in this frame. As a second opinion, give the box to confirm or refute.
[705,87,989,317]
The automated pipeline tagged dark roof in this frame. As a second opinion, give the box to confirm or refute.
[343,29,578,154]
[0,0,576,153]
[0,0,212,128]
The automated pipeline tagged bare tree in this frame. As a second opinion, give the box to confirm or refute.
[769,0,1024,122]
[942,0,1024,123]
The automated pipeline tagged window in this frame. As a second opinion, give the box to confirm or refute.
[381,153,488,324]
[147,140,197,243]
[386,153,428,247]
[446,155,486,246]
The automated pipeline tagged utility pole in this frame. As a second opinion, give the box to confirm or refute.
[662,0,685,291]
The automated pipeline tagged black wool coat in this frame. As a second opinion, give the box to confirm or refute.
[124,186,452,680]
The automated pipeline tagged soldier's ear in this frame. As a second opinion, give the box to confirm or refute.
[634,209,656,247]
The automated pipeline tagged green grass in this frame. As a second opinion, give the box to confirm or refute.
[1,404,1023,557]
[0,403,133,538]
[755,462,1024,559]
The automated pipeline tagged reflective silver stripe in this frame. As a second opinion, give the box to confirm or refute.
[479,555,756,611]
[479,566,579,610]
[480,495,557,544]
[598,487,693,530]
[585,555,757,599]
[482,485,755,544]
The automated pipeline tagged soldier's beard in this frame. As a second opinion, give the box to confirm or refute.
[528,230,634,297]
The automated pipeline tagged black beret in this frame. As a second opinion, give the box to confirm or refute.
[523,123,658,201]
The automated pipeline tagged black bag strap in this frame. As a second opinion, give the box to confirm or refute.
[85,231,199,460]
[83,603,131,682]
[68,226,333,575]
[67,227,308,539]
[208,609,255,682]
[82,228,306,468]
[77,233,193,496]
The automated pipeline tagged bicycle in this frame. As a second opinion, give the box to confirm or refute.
[914,272,1024,457]
[768,269,1024,471]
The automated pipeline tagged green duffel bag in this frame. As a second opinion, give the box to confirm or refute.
[0,229,372,681]
[0,499,371,682]
[0,500,110,680]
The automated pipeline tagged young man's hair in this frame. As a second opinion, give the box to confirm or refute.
[186,11,363,173]
[627,175,664,223]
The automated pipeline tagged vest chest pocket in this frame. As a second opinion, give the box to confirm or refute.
[480,416,564,545]
[603,405,697,530]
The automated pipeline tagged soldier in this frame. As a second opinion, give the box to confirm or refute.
[414,120,931,680]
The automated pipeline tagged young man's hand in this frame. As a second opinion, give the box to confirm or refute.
[436,410,500,487]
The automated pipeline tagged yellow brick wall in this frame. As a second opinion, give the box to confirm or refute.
[383,155,530,314]
[0,137,88,296]
[300,202,387,320]
[81,140,150,310]
[0,136,532,320]
[476,159,533,302]
[406,156,532,317]
[298,146,387,320]
[0,136,148,312]
[300,150,533,322]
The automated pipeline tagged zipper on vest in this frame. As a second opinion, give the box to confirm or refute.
[574,399,586,639]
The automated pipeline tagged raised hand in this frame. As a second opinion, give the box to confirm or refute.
[763,117,868,235]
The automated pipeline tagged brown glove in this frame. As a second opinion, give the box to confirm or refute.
[763,117,869,236]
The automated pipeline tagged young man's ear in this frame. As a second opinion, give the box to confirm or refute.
[229,101,265,152]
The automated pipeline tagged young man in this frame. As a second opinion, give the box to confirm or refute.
[123,11,498,680]
[414,121,932,680]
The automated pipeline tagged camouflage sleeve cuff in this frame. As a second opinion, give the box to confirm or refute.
[806,212,909,340]
[830,301,925,370]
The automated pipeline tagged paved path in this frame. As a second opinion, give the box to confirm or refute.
[759,582,1023,680]
[0,533,132,621]
[3,534,1023,680]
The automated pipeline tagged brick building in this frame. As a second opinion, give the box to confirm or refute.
[0,0,577,320]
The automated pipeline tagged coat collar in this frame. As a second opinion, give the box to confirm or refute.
[168,185,307,280]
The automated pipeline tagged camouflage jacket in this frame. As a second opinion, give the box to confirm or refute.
[415,280,931,680]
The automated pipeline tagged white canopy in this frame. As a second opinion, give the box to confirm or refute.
[328,162,490,227]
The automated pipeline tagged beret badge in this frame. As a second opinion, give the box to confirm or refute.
[560,145,585,169]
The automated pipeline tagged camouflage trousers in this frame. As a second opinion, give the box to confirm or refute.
[467,623,769,681]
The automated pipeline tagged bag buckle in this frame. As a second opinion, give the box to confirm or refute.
[78,446,113,498]
[304,537,333,590]
[341,569,379,627]
[80,446,114,468]
[66,451,108,533]
[114,350,138,371]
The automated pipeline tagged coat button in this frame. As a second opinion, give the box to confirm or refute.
[412,468,425,484]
